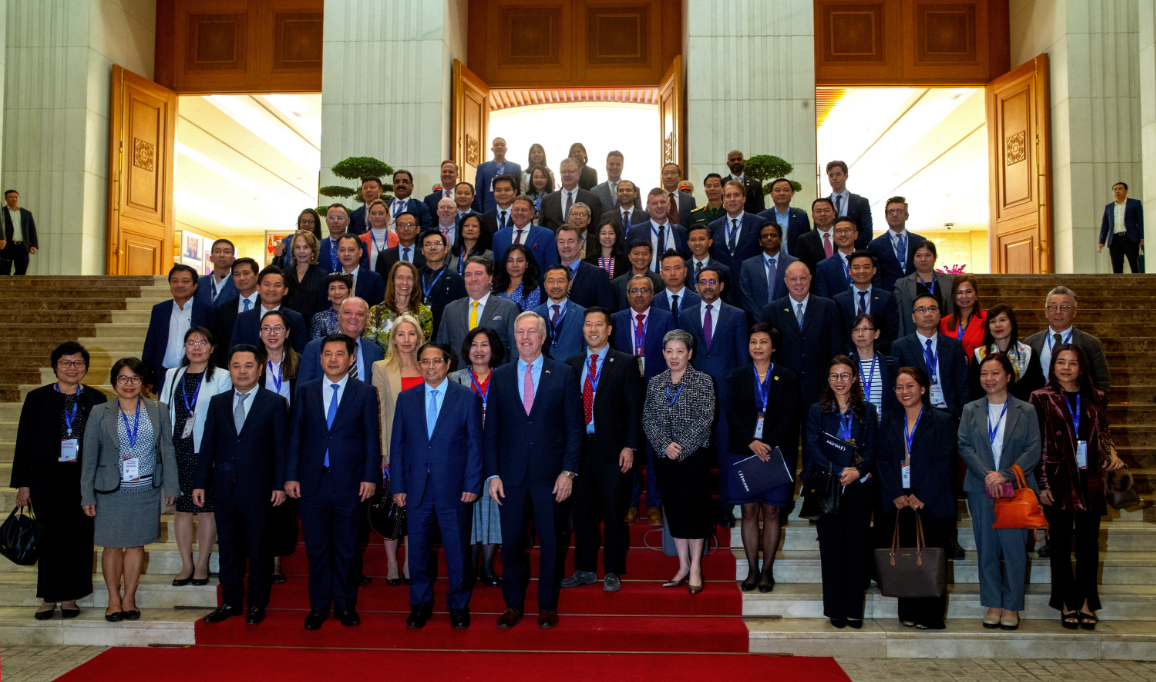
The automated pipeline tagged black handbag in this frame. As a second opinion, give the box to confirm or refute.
[1107,466,1141,510]
[873,508,946,599]
[799,469,842,521]
[0,506,43,566]
[367,475,407,540]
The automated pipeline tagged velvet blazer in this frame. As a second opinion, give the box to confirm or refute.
[1028,384,1112,515]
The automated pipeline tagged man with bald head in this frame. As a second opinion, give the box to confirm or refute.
[725,150,766,214]
[473,138,523,214]
[539,158,604,231]
[297,297,385,385]
[434,196,459,249]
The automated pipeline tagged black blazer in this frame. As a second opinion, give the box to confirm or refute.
[10,384,107,488]
[284,264,326,324]
[375,244,425,280]
[966,347,1045,402]
[194,388,289,500]
[832,286,901,354]
[759,295,845,405]
[849,349,899,414]
[891,332,969,418]
[601,207,650,232]
[567,260,617,311]
[725,363,800,456]
[802,401,879,480]
[285,378,381,496]
[2,207,37,248]
[877,406,958,518]
[419,265,467,339]
[565,348,646,459]
[794,229,831,286]
[539,188,604,232]
[726,175,765,214]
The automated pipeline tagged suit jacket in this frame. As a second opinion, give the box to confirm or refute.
[142,300,220,384]
[759,295,845,405]
[159,366,234,453]
[194,388,289,500]
[668,191,697,228]
[849,349,899,414]
[578,165,598,191]
[418,265,467,339]
[482,358,584,486]
[957,396,1040,496]
[591,182,642,216]
[611,306,676,381]
[317,235,371,275]
[320,266,385,309]
[298,336,385,385]
[374,243,426,279]
[832,286,900,354]
[726,362,800,456]
[389,197,434,229]
[794,229,833,285]
[709,212,767,280]
[214,296,247,364]
[1029,384,1112,514]
[285,378,381,496]
[834,192,873,250]
[538,188,604,232]
[1,206,37,249]
[1100,198,1143,246]
[685,258,734,305]
[347,204,369,235]
[802,402,879,480]
[737,252,798,319]
[757,207,811,255]
[726,175,765,214]
[566,259,616,310]
[474,160,523,213]
[868,230,927,292]
[894,271,955,337]
[566,347,646,456]
[625,222,690,266]
[492,225,559,275]
[679,300,750,384]
[482,206,517,237]
[195,273,239,308]
[435,295,521,364]
[877,405,957,517]
[651,287,701,323]
[1024,328,1111,393]
[10,384,107,488]
[231,305,307,354]
[611,270,663,311]
[390,380,484,508]
[80,399,178,506]
[890,332,970,418]
[601,207,649,232]
[814,254,882,299]
[533,299,587,361]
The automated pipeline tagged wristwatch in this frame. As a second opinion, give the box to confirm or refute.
[562,471,577,479]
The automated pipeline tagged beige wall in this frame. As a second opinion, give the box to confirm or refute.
[921,230,991,275]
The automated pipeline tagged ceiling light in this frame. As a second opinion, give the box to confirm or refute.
[174,189,255,228]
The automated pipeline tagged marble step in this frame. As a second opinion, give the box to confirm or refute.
[0,606,203,646]
[0,572,218,609]
[0,299,132,312]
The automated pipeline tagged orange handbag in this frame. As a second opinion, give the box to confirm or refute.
[991,464,1048,539]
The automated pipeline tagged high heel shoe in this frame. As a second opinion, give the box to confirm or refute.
[688,581,704,595]
[1079,611,1097,631]
[846,619,863,629]
[172,575,192,587]
[830,618,847,629]
[34,605,56,620]
[740,572,758,592]
[1060,611,1079,630]
[662,575,688,588]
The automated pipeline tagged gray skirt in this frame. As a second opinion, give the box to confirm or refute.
[94,486,163,549]
[471,494,502,545]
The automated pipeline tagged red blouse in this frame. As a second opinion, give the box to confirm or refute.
[401,376,424,391]
[940,309,987,365]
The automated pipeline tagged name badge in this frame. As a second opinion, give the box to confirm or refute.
[180,416,195,439]
[1076,440,1088,469]
[902,463,911,489]
[121,457,140,483]
[929,383,947,408]
[754,413,765,439]
[59,439,78,463]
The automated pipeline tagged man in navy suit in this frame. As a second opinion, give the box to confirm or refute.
[832,250,900,354]
[374,212,425,278]
[423,160,460,218]
[532,265,586,361]
[539,158,604,232]
[285,334,381,630]
[661,162,697,227]
[757,178,811,256]
[485,312,585,629]
[626,189,689,272]
[387,169,434,229]
[231,266,308,353]
[868,197,926,292]
[652,250,700,323]
[709,180,767,282]
[481,175,519,236]
[348,177,385,235]
[194,345,289,625]
[391,342,483,629]
[685,224,733,303]
[815,217,884,298]
[738,222,797,320]
[298,297,384,384]
[491,196,558,274]
[318,204,370,275]
[556,225,615,310]
[795,198,837,285]
[326,234,385,308]
[890,293,969,418]
[473,137,522,214]
[1099,181,1145,273]
[195,239,238,307]
[599,179,648,231]
[142,264,219,386]
[826,160,873,250]
[724,151,766,214]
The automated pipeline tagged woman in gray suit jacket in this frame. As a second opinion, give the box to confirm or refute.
[957,352,1041,632]
[81,357,178,622]
[894,241,954,337]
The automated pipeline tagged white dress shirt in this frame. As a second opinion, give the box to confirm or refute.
[665,286,688,314]
[816,227,834,253]
[629,307,650,355]
[1039,325,1074,373]
[851,284,873,314]
[648,220,676,269]
[495,205,513,231]
[264,357,292,403]
[915,329,942,387]
[723,211,746,246]
[1114,201,1127,233]
[988,400,1008,469]
[322,373,350,415]
[10,209,22,241]
[788,294,810,321]
[831,189,851,216]
[259,304,282,320]
[699,299,721,328]
[163,300,194,369]
[208,272,232,302]
[559,188,579,217]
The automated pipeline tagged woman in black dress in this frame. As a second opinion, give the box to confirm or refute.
[258,310,301,583]
[11,342,107,619]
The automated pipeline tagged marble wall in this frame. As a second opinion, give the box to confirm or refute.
[1141,0,1156,231]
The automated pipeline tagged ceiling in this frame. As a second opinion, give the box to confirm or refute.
[816,87,989,233]
[174,94,321,235]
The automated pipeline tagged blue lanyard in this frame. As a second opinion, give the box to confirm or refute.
[987,399,1008,445]
[121,398,142,449]
[1047,329,1074,351]
[666,382,684,407]
[903,406,923,457]
[370,229,387,252]
[838,409,854,440]
[180,372,203,413]
[957,314,969,340]
[210,276,223,300]
[726,218,740,243]
[584,354,604,394]
[548,303,567,340]
[1064,393,1081,436]
[268,360,284,392]
[634,316,648,356]
[840,256,851,284]
[918,275,935,295]
[328,238,339,271]
[859,354,877,399]
[422,267,446,299]
[753,365,772,414]
[56,383,81,435]
[468,367,490,405]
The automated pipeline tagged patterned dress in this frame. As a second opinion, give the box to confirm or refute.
[310,308,341,340]
[495,282,542,311]
[173,371,210,513]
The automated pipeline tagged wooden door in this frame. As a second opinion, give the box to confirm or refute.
[452,60,490,189]
[658,56,683,170]
[107,66,178,275]
[987,54,1052,273]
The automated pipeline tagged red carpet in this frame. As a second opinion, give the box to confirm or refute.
[56,648,851,682]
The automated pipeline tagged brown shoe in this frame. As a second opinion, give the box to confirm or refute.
[624,507,639,526]
[496,607,523,629]
[538,610,559,629]
[648,507,663,527]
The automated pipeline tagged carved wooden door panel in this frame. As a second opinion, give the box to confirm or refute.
[453,60,490,190]
[657,56,683,170]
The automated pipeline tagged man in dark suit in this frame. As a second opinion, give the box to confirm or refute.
[416,230,467,339]
[757,179,811,256]
[795,198,837,283]
[709,180,767,281]
[473,138,522,213]
[611,241,662,311]
[481,175,519,236]
[814,217,862,298]
[832,250,900,354]
[532,265,587,361]
[539,158,604,231]
[195,239,238,307]
[194,345,289,625]
[348,177,386,235]
[492,196,558,274]
[724,150,766,214]
[374,212,425,278]
[0,189,37,275]
[557,225,615,310]
[652,250,701,322]
[388,170,433,229]
[737,222,798,320]
[626,189,690,272]
[298,298,385,384]
[661,163,697,227]
[231,266,308,354]
[600,179,649,231]
[1099,181,1144,273]
[826,160,873,250]
[484,312,585,629]
[318,204,370,275]
[590,151,641,214]
[214,258,260,363]
[685,223,733,301]
[284,334,381,630]
[328,234,385,308]
[391,341,484,629]
[561,307,644,591]
[423,160,460,218]
[890,293,969,418]
[867,196,926,292]
[436,257,521,363]
[1024,285,1111,393]
[142,264,219,386]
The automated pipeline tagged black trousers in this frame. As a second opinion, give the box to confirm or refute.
[877,510,948,628]
[1109,237,1141,273]
[300,471,361,612]
[816,482,871,620]
[269,496,299,558]
[499,480,571,612]
[215,489,273,608]
[1043,505,1102,612]
[0,243,29,275]
[30,464,94,602]
[573,437,632,575]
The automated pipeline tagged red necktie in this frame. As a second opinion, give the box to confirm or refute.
[583,356,597,424]
[823,232,833,258]
[635,314,645,355]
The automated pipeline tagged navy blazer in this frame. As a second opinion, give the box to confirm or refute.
[611,307,676,381]
[890,332,969,418]
[832,286,900,354]
[194,274,238,308]
[685,258,734,304]
[482,357,584,486]
[868,230,927,292]
[231,306,308,354]
[726,362,800,457]
[708,212,767,278]
[878,406,958,518]
[1,206,37,248]
[814,254,881,299]
[802,402,879,481]
[532,299,587,362]
[389,197,434,229]
[491,225,559,275]
[625,222,691,263]
[317,236,371,275]
[678,301,750,411]
[390,380,484,508]
[285,378,382,496]
[834,193,873,250]
[316,266,384,308]
[601,207,650,232]
[737,252,798,319]
[1100,198,1144,246]
[652,287,700,323]
[473,160,523,213]
[849,349,899,414]
[759,295,845,406]
[298,336,385,385]
[142,299,220,382]
[423,190,456,220]
[756,207,811,256]
[567,260,616,311]
[194,388,289,500]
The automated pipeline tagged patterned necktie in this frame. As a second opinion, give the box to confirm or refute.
[635,314,645,356]
[695,261,703,282]
[243,298,251,312]
[924,339,937,382]
[565,191,573,219]
[349,351,358,381]
[233,392,250,433]
[324,383,339,466]
[823,232,833,258]
[704,304,714,348]
[551,304,561,326]
[402,247,411,263]
[426,388,439,439]
[522,365,535,415]
[858,290,868,315]
[728,219,738,255]
[583,355,597,424]
[765,257,777,301]
[469,301,479,330]
[897,233,908,273]
[796,302,804,328]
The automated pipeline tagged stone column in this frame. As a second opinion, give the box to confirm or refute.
[683,0,817,211]
[1140,0,1156,243]
[320,0,467,203]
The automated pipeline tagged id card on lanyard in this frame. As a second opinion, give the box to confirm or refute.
[120,398,142,483]
[753,366,772,439]
[634,317,647,375]
[59,385,80,462]
[903,407,923,489]
[469,368,490,421]
[179,373,202,439]
[1065,393,1088,469]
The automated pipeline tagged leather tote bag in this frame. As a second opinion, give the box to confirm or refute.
[367,474,407,540]
[799,469,842,521]
[0,506,43,566]
[873,508,946,599]
[991,464,1048,536]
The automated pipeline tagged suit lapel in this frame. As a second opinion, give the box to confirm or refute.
[1000,399,1020,456]
[528,362,550,419]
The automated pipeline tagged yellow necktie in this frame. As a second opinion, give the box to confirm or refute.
[469,301,478,330]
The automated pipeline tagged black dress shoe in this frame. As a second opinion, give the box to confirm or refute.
[339,609,360,626]
[34,606,55,620]
[202,604,243,623]
[359,573,372,586]
[406,604,434,628]
[104,610,124,623]
[190,577,211,587]
[757,574,776,593]
[172,576,191,587]
[61,607,80,619]
[449,608,471,629]
[385,578,402,586]
[271,572,287,585]
[121,610,141,621]
[1037,540,1051,558]
[951,539,965,560]
[478,574,502,587]
[497,607,523,628]
[245,606,265,624]
[304,610,328,630]
[537,610,559,629]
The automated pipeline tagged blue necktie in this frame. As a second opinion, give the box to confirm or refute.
[835,195,843,215]
[324,383,339,467]
[765,257,776,301]
[896,233,908,273]
[923,339,937,382]
[427,388,439,439]
[243,298,251,312]
[402,247,411,263]
[858,290,868,315]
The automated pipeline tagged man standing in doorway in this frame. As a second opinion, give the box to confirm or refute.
[662,163,697,228]
[724,151,765,215]
[0,190,37,276]
[826,160,873,250]
[474,138,523,214]
[1099,181,1144,273]
[540,158,604,232]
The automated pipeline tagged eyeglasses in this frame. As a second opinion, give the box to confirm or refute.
[828,372,853,381]
[886,209,906,216]
[260,326,287,335]
[419,358,446,367]
[57,360,85,369]
[185,341,209,348]
[833,228,856,236]
[914,306,940,314]
[117,376,143,385]
[697,279,718,286]
[1045,304,1074,313]
[851,327,877,334]
[627,288,652,294]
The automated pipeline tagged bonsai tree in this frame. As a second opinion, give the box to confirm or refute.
[743,154,803,194]
[318,156,395,213]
